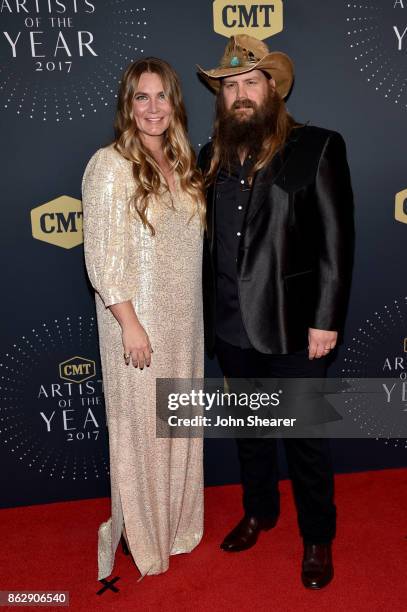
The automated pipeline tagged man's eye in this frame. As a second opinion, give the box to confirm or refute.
[248,80,257,85]
[225,83,235,89]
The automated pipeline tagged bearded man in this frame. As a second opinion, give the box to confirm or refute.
[197,35,354,589]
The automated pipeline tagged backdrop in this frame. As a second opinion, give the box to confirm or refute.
[1,0,406,508]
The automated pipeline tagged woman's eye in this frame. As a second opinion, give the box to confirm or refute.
[135,95,147,101]
[159,92,166,100]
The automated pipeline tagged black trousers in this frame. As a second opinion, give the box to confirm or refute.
[215,336,336,544]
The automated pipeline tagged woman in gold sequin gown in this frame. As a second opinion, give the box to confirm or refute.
[82,58,205,580]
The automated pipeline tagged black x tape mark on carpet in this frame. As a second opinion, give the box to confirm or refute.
[96,576,121,595]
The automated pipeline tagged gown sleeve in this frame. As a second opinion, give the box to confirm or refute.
[82,147,137,307]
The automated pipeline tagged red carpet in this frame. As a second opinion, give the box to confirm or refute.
[1,468,406,611]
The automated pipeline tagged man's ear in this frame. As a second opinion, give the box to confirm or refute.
[269,78,276,91]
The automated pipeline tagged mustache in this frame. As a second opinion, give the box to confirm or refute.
[231,98,257,110]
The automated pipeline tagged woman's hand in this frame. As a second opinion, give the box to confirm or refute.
[108,301,153,370]
[122,322,153,369]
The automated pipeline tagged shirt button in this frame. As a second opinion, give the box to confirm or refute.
[238,205,243,210]
[240,179,245,185]
[237,232,241,237]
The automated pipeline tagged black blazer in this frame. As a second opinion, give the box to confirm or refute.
[198,125,355,356]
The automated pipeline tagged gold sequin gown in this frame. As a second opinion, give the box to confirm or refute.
[82,145,204,580]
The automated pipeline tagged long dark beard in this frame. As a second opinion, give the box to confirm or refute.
[216,87,282,171]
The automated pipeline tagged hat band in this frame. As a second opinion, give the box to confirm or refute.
[220,55,259,69]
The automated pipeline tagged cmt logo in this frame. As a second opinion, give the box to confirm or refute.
[31,195,83,249]
[213,0,283,39]
[59,356,96,384]
[395,189,407,224]
[404,338,407,353]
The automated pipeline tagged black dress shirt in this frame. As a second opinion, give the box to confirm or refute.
[215,155,253,348]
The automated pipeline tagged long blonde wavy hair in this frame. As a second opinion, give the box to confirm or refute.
[114,57,205,234]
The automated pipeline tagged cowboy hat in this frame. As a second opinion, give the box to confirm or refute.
[197,34,294,99]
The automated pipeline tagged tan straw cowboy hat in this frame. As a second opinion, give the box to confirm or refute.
[197,34,294,99]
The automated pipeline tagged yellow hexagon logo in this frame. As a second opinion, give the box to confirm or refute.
[395,189,407,224]
[31,195,83,249]
[213,0,283,40]
[59,356,96,384]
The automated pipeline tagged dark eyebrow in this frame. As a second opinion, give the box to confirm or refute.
[134,90,166,96]
[223,77,258,85]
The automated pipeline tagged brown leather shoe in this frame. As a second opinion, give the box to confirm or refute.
[301,542,334,589]
[220,515,277,552]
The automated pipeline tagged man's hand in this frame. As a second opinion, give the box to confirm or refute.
[308,328,338,360]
